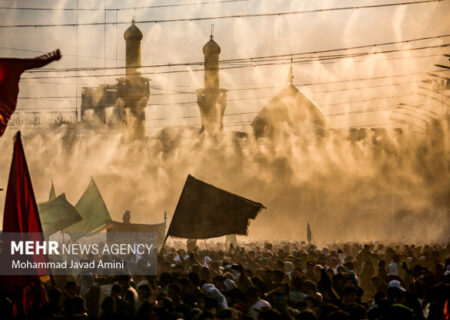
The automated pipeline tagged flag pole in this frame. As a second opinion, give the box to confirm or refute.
[160,233,169,252]
[160,176,190,252]
[164,211,167,231]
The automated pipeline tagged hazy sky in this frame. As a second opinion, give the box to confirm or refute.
[1,0,449,132]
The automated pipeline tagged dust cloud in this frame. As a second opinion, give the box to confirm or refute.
[0,112,448,243]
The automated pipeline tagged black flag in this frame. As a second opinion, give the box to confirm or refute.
[167,175,265,239]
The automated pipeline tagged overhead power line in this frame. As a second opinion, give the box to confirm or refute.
[17,70,446,102]
[148,103,407,122]
[0,0,444,28]
[0,0,247,11]
[327,104,403,116]
[20,79,422,97]
[25,34,450,74]
[13,91,418,108]
[17,79,425,103]
[295,69,447,87]
[3,34,446,65]
[21,44,449,80]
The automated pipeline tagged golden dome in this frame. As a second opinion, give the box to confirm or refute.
[252,85,328,139]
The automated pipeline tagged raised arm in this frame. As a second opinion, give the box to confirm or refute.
[22,49,62,71]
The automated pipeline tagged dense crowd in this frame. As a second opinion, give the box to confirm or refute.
[1,241,449,320]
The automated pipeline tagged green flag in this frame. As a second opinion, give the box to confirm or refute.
[64,178,112,240]
[38,193,82,235]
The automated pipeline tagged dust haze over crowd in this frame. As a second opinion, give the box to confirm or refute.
[0,0,449,243]
[0,115,448,243]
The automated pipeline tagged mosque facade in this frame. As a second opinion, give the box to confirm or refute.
[80,22,328,141]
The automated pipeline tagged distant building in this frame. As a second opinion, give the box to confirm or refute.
[196,34,228,133]
[80,84,120,125]
[252,64,328,141]
[80,21,150,139]
[155,33,232,148]
[79,23,335,143]
[79,24,335,143]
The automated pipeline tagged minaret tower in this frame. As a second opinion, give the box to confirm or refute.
[124,20,142,77]
[196,28,227,133]
[117,20,150,139]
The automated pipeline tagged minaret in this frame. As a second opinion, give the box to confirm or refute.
[196,29,227,134]
[117,21,150,139]
[124,20,143,77]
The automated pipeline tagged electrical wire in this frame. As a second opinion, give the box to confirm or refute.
[0,0,443,28]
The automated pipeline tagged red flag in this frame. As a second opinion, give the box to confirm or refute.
[1,131,51,293]
[0,50,62,136]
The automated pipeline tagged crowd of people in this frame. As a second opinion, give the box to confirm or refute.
[1,241,449,320]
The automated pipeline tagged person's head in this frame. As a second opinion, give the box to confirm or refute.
[217,308,233,320]
[373,292,385,304]
[201,267,211,281]
[344,262,354,271]
[199,311,216,320]
[326,310,351,320]
[296,310,317,320]
[137,284,151,300]
[341,286,358,306]
[387,284,405,303]
[0,294,13,320]
[347,303,367,320]
[48,287,62,305]
[118,275,131,289]
[160,297,174,313]
[65,281,79,296]
[371,275,381,287]
[336,265,346,274]
[303,280,317,297]
[203,296,219,314]
[168,283,181,300]
[246,286,259,304]
[378,267,387,278]
[258,309,281,320]
[392,254,400,263]
[291,277,304,291]
[160,272,173,287]
[329,256,340,269]
[111,284,122,298]
[191,308,202,319]
[189,272,201,287]
[72,296,86,314]
[313,265,322,278]
[272,270,284,285]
